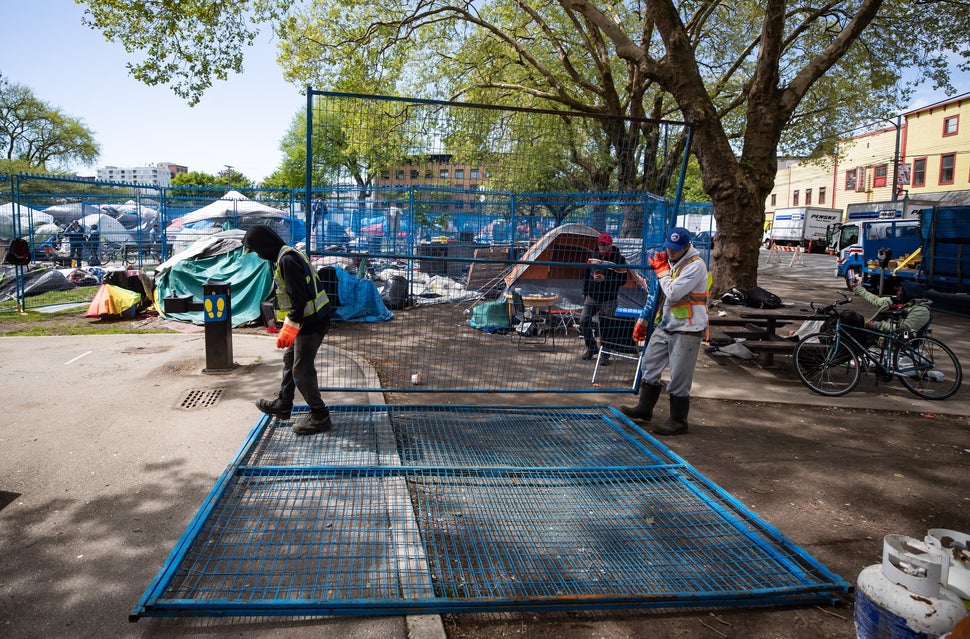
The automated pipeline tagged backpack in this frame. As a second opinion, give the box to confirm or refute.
[4,238,31,266]
[739,285,782,309]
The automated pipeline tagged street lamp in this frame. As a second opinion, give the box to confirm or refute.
[224,165,233,190]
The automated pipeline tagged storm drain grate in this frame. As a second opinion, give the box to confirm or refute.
[176,388,224,410]
[131,405,850,620]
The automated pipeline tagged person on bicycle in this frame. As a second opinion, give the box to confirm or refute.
[849,274,930,334]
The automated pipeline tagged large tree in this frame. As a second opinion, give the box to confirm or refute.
[78,0,968,292]
[0,73,100,171]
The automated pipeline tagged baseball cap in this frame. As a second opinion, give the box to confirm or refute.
[662,227,691,251]
[597,232,613,245]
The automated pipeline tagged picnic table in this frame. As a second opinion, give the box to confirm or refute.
[709,309,820,365]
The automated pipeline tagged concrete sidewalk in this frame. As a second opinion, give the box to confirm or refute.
[0,291,967,638]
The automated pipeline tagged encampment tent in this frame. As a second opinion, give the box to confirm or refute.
[153,231,273,327]
[503,223,650,309]
[170,190,305,252]
[0,203,55,239]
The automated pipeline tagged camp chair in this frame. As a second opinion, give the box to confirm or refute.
[592,315,643,386]
[510,290,550,348]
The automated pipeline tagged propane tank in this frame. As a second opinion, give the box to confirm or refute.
[926,529,970,609]
[855,534,966,639]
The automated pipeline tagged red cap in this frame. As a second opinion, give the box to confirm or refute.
[597,233,613,244]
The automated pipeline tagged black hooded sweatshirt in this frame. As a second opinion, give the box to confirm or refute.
[243,225,330,329]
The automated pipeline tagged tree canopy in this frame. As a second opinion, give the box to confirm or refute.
[0,73,100,171]
[78,0,969,292]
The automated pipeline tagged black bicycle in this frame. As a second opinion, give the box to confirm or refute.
[792,293,962,399]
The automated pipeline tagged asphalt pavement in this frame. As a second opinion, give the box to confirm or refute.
[0,250,967,639]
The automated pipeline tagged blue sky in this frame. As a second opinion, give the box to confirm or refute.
[1,0,301,182]
[1,2,966,184]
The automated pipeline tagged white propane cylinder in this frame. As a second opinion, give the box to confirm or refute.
[855,534,966,639]
[926,528,970,607]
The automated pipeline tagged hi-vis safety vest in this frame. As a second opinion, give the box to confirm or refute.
[273,245,330,323]
[657,254,710,325]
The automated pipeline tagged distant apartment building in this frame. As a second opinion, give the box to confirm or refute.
[766,93,970,220]
[372,154,486,216]
[96,163,183,187]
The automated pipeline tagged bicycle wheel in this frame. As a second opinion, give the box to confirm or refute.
[794,332,861,397]
[894,336,962,400]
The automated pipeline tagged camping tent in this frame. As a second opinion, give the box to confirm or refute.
[0,203,55,239]
[78,213,134,245]
[42,202,101,225]
[153,231,273,327]
[503,223,650,309]
[85,284,141,319]
[169,190,305,253]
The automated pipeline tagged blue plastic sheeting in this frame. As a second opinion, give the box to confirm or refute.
[132,405,849,619]
[330,264,394,323]
[469,299,511,330]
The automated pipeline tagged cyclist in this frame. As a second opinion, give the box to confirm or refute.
[848,273,931,334]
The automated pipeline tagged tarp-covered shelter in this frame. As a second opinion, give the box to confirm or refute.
[503,223,650,309]
[77,213,134,245]
[153,230,273,327]
[169,190,304,253]
[325,264,394,323]
[0,203,55,239]
[0,266,75,302]
[42,202,101,225]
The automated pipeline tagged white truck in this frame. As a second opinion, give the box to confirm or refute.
[765,206,841,253]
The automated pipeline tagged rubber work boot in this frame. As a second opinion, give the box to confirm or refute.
[600,353,611,366]
[293,410,333,436]
[653,394,690,436]
[619,383,662,422]
[255,396,293,421]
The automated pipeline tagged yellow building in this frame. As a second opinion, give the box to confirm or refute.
[766,92,970,221]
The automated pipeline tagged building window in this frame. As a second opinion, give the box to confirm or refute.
[395,169,405,180]
[939,153,955,185]
[425,169,433,179]
[470,168,479,180]
[845,169,857,191]
[818,187,826,204]
[913,157,927,187]
[770,193,776,207]
[439,169,449,179]
[805,188,813,206]
[943,115,959,137]
[410,169,419,179]
[792,190,799,206]
[873,164,888,188]
[455,169,465,179]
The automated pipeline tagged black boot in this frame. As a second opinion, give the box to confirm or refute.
[581,346,598,360]
[256,395,293,420]
[653,394,690,436]
[619,383,662,421]
[293,409,332,436]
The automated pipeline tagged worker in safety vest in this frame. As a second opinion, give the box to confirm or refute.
[243,225,335,435]
[620,227,709,436]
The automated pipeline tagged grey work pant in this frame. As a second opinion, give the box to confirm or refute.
[638,327,703,397]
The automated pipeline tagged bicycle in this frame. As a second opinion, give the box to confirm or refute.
[792,292,962,400]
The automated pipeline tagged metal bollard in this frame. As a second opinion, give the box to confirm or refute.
[162,280,235,373]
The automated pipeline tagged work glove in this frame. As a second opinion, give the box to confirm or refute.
[276,317,301,349]
[648,251,670,278]
[847,270,862,290]
[632,319,648,342]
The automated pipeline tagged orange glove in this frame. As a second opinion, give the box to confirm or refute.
[632,320,648,342]
[276,317,301,349]
[648,251,670,278]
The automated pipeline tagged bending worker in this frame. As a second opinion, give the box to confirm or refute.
[620,227,708,436]
[243,225,335,436]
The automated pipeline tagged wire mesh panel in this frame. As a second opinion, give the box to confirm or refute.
[132,405,849,619]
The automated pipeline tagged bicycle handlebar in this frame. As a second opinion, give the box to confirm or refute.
[810,291,853,316]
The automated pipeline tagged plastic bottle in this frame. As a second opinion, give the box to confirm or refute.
[855,534,966,639]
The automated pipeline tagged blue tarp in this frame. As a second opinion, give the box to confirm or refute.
[331,264,394,322]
